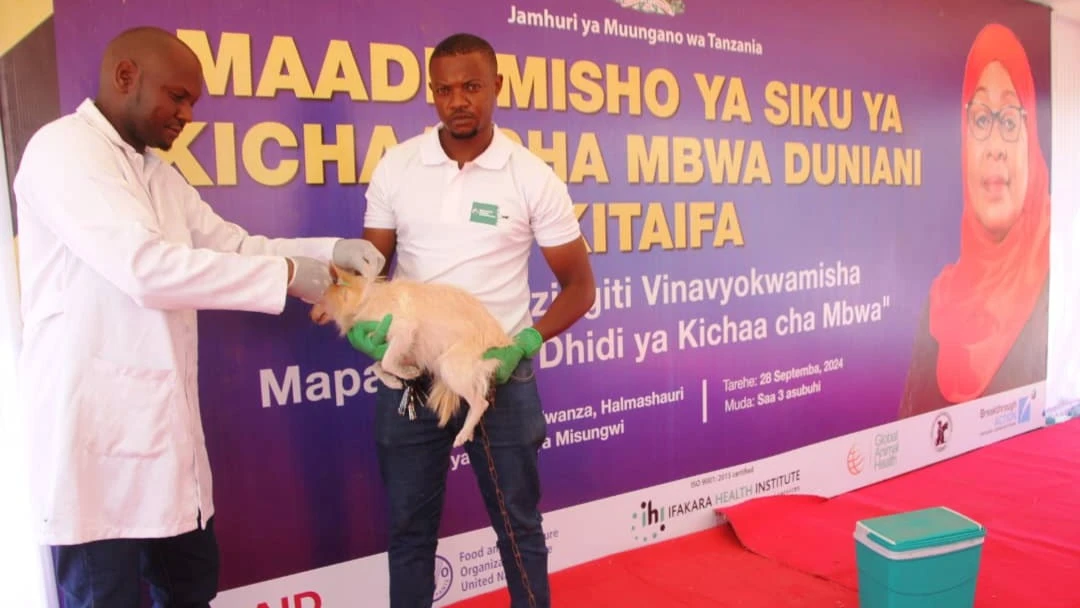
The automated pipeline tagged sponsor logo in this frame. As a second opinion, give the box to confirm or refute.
[434,554,453,601]
[469,202,499,226]
[455,545,508,595]
[631,493,718,543]
[932,412,952,451]
[713,482,756,506]
[612,0,686,17]
[1045,394,1080,425]
[715,469,802,504]
[980,399,1018,435]
[657,468,800,539]
[873,428,900,471]
[979,390,1035,436]
[751,469,802,496]
[849,430,899,476]
[846,443,865,475]
[631,499,669,543]
[1018,395,1032,423]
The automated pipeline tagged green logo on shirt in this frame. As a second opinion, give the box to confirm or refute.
[470,202,499,226]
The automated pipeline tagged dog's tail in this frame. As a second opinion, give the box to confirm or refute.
[428,380,460,428]
[429,358,501,428]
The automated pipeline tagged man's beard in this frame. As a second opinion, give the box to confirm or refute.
[146,128,173,151]
[449,127,479,140]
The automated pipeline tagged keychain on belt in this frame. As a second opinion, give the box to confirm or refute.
[397,379,427,420]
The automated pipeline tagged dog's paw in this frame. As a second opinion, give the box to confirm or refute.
[453,429,474,448]
[381,376,404,390]
[373,365,404,389]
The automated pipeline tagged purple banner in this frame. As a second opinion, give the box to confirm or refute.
[50,0,1051,591]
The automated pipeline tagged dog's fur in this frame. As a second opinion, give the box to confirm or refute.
[311,265,514,447]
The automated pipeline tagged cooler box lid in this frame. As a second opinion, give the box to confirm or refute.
[857,506,986,552]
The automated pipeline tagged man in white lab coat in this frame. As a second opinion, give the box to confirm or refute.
[12,26,384,608]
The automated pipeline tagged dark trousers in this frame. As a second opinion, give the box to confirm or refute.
[51,517,219,608]
[375,359,550,608]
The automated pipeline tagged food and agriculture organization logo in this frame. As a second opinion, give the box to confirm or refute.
[932,412,952,451]
[433,554,453,601]
[631,499,667,543]
[613,0,686,16]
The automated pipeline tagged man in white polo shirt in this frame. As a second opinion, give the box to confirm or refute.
[351,32,596,608]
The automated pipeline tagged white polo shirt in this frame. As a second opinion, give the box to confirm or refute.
[364,125,582,335]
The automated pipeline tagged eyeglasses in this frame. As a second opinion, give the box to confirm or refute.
[965,102,1026,143]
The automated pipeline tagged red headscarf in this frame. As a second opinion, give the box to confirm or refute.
[928,23,1050,403]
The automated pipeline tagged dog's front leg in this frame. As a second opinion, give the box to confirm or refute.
[380,319,422,381]
[372,362,403,389]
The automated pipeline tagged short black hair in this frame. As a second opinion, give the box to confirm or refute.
[430,33,498,73]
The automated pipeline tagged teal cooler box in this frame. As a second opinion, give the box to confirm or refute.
[854,506,986,607]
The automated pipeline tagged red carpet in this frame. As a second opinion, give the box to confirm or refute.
[452,420,1080,607]
[451,525,857,607]
[718,419,1080,608]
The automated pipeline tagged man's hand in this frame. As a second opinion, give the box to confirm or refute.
[332,239,386,278]
[483,327,544,384]
[286,256,332,303]
[347,313,393,360]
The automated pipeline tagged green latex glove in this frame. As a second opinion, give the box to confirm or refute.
[346,313,392,360]
[484,327,544,384]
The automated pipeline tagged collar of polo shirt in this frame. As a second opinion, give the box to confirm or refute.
[420,123,514,170]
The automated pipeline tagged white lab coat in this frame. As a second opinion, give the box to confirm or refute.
[13,99,339,545]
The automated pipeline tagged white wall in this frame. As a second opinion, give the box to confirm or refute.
[1047,12,1080,422]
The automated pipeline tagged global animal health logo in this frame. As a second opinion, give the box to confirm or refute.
[612,0,686,16]
[846,429,899,476]
[846,442,865,476]
[873,429,900,471]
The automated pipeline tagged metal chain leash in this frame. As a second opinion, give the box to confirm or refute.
[478,386,537,608]
[397,380,537,608]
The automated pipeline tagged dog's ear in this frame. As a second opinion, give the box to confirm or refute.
[330,262,356,285]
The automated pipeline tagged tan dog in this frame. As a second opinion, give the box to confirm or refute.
[312,265,514,447]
